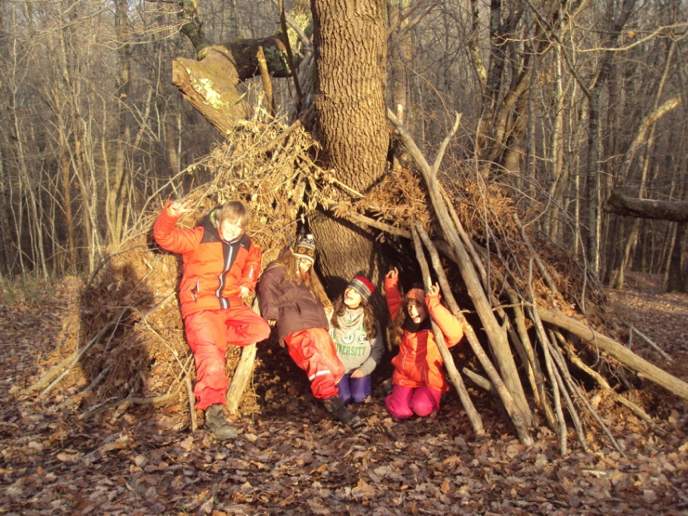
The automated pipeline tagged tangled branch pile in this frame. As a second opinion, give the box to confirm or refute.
[28,113,327,421]
[29,110,688,452]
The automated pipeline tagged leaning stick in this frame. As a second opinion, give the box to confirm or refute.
[630,325,673,363]
[537,307,688,401]
[226,297,263,415]
[548,334,624,454]
[554,331,667,436]
[415,223,539,444]
[411,228,485,437]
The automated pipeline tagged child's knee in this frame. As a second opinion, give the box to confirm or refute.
[385,394,413,420]
[411,402,436,418]
[409,389,440,417]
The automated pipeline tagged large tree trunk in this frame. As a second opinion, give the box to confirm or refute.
[307,0,389,287]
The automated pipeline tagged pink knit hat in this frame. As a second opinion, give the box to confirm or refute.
[405,288,425,303]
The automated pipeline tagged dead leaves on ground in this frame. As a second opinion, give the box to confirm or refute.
[2,275,688,515]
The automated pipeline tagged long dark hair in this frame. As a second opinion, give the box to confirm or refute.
[390,293,429,346]
[330,295,378,340]
[389,298,411,347]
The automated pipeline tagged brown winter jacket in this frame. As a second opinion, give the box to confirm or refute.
[153,203,261,319]
[257,256,329,342]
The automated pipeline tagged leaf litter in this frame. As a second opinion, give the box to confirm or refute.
[1,272,687,515]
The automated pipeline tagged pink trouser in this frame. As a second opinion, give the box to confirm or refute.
[185,307,271,410]
[385,384,442,420]
[284,328,345,400]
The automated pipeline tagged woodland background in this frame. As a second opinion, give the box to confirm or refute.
[1,0,688,513]
[0,0,686,288]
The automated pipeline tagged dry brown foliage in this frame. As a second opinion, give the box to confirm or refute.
[43,111,611,423]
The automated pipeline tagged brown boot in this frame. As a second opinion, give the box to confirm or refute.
[205,404,238,440]
[323,396,361,426]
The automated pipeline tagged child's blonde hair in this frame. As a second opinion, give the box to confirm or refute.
[217,201,249,229]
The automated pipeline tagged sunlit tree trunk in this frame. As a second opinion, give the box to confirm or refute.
[585,0,638,279]
[105,0,133,247]
[308,0,389,287]
[9,36,48,278]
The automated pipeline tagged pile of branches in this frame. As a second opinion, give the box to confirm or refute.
[28,109,688,453]
[27,112,325,423]
[333,112,688,453]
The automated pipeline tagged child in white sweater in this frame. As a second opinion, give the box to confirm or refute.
[330,276,384,404]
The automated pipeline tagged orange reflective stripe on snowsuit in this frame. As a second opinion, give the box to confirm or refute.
[384,276,464,393]
[153,203,271,409]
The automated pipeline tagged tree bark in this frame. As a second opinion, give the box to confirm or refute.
[172,49,252,136]
[666,222,688,293]
[307,0,389,286]
[606,193,688,223]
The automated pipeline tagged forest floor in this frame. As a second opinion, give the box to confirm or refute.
[1,272,687,515]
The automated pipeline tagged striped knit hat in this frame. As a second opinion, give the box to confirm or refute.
[293,234,316,263]
[348,276,375,303]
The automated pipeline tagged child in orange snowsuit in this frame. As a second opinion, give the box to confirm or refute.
[384,267,465,420]
[154,200,271,439]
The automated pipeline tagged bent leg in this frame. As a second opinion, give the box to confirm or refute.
[284,328,345,400]
[349,374,372,403]
[224,304,271,347]
[385,384,414,420]
[409,386,441,417]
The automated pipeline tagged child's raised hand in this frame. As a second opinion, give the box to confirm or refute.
[167,201,192,218]
[426,283,440,297]
[239,285,250,302]
[385,267,399,279]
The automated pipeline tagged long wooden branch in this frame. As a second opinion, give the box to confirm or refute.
[226,298,263,415]
[411,228,485,437]
[537,307,688,401]
[415,223,538,444]
[605,192,688,222]
[388,108,533,431]
[548,332,623,453]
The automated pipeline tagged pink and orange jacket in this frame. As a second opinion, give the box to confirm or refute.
[153,203,261,319]
[384,276,464,393]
